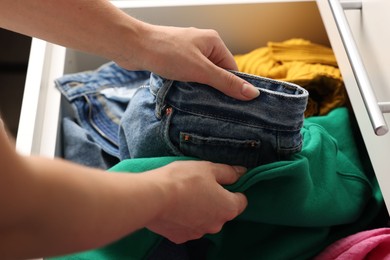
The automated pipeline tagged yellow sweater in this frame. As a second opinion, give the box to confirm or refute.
[234,39,346,117]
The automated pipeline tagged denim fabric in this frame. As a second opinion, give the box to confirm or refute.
[62,117,119,169]
[119,71,309,168]
[55,62,150,158]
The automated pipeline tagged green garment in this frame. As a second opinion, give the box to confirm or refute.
[50,108,383,260]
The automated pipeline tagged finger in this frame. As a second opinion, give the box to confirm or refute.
[211,164,247,185]
[210,42,238,71]
[204,64,260,101]
[229,192,248,219]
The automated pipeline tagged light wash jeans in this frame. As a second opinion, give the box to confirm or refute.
[55,62,150,158]
[119,71,308,168]
[62,117,119,169]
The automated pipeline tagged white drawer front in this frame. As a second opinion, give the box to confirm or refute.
[16,39,65,157]
[317,0,390,213]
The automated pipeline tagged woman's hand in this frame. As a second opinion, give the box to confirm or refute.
[116,24,260,101]
[0,0,259,101]
[143,161,248,244]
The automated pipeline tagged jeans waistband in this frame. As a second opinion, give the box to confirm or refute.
[56,62,151,101]
[55,62,151,157]
[150,71,308,131]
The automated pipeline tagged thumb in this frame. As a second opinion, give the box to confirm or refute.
[212,164,247,185]
[229,192,248,219]
[206,65,260,101]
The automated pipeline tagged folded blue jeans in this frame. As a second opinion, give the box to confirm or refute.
[55,62,151,158]
[119,71,309,168]
[62,117,119,169]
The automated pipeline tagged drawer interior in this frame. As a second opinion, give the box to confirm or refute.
[17,2,390,256]
[20,0,332,157]
[64,1,330,74]
[57,1,330,157]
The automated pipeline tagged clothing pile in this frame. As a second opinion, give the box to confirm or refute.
[50,39,385,260]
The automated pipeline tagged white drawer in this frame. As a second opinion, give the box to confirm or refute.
[317,0,390,214]
[18,0,390,213]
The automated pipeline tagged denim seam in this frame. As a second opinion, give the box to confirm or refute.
[155,80,174,119]
[278,137,303,153]
[167,104,303,132]
[58,84,120,101]
[160,108,183,156]
[229,70,308,95]
[97,95,122,125]
[252,88,308,100]
[180,131,262,147]
[59,80,148,101]
[82,94,119,147]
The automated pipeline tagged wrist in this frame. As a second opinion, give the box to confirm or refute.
[141,167,180,225]
[111,18,151,71]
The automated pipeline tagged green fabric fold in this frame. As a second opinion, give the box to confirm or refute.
[50,108,383,260]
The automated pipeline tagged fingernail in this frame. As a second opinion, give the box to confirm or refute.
[232,166,247,176]
[241,83,260,99]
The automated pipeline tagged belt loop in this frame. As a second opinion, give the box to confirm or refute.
[154,77,174,119]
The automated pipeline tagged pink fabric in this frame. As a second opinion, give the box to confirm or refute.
[314,228,390,260]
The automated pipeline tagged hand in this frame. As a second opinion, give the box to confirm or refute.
[117,24,260,101]
[0,0,259,101]
[144,161,248,244]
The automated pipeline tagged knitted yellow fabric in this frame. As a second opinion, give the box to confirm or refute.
[234,39,347,117]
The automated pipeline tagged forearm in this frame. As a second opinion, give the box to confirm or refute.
[0,124,247,259]
[0,0,259,100]
[0,0,145,69]
[0,155,170,259]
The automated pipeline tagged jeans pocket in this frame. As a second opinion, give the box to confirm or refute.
[178,131,262,168]
[277,131,303,159]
